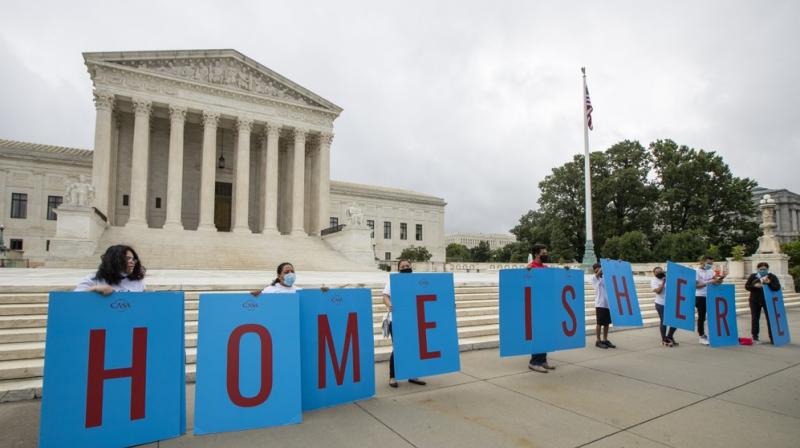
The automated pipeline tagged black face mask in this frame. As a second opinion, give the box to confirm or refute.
[400,268,413,273]
[539,255,550,263]
[656,272,666,279]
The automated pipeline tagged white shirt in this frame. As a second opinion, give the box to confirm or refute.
[261,284,300,294]
[75,274,145,292]
[592,275,608,308]
[695,267,715,297]
[651,277,666,305]
[382,282,391,297]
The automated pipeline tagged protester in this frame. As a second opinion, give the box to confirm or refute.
[75,244,146,294]
[745,261,782,344]
[527,243,556,372]
[382,259,427,388]
[695,255,725,345]
[251,262,300,295]
[651,266,677,347]
[592,263,616,349]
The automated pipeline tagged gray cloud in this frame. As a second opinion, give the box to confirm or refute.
[1,0,797,235]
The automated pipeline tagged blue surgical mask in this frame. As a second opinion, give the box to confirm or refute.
[704,263,713,270]
[283,272,296,287]
[758,269,769,277]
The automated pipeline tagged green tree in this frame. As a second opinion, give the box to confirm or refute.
[650,139,759,255]
[399,246,432,262]
[602,231,652,262]
[469,241,492,262]
[782,240,800,292]
[653,230,707,262]
[446,243,470,262]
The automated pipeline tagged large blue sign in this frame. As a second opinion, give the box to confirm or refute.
[390,273,460,380]
[40,292,186,448]
[663,261,696,331]
[764,288,792,346]
[299,288,375,411]
[194,293,301,435]
[706,284,739,347]
[499,268,585,356]
[600,259,643,327]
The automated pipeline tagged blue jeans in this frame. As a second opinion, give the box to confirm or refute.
[530,353,547,365]
[655,303,676,341]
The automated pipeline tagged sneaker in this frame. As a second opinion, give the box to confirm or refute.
[389,379,398,388]
[595,340,608,349]
[529,363,548,373]
[752,338,761,345]
[604,340,617,349]
[699,336,709,346]
[408,378,426,386]
[543,363,556,370]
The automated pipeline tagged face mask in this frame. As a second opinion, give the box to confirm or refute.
[399,268,413,273]
[283,272,296,287]
[539,255,550,263]
[758,269,769,277]
[656,272,666,279]
[704,263,713,270]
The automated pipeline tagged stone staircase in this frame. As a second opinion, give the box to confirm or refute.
[46,226,375,271]
[0,280,798,402]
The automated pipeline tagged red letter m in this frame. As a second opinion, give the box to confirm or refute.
[318,312,361,388]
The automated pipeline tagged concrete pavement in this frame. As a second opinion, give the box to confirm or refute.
[1,311,798,447]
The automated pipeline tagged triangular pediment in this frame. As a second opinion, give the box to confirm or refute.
[83,49,341,113]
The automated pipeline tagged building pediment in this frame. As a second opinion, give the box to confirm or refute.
[83,49,342,114]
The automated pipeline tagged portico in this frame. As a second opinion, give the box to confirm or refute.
[85,49,338,236]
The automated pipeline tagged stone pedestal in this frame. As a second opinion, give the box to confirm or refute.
[744,253,795,292]
[322,226,375,268]
[49,205,108,259]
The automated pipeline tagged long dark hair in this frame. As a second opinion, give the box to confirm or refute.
[270,262,293,286]
[94,245,145,285]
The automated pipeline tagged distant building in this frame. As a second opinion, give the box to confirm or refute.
[446,232,516,250]
[752,187,800,244]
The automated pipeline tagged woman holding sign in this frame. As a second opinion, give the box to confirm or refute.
[74,245,146,295]
[651,266,678,347]
[383,259,427,388]
[252,262,300,295]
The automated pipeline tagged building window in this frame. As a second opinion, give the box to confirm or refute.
[47,195,63,220]
[400,223,408,240]
[122,194,129,206]
[330,217,339,228]
[416,224,423,241]
[10,193,27,219]
[46,240,51,251]
[385,252,391,261]
[9,239,22,250]
[367,220,375,238]
[383,221,392,239]
[155,197,162,209]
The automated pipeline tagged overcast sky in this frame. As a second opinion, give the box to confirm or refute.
[1,1,798,234]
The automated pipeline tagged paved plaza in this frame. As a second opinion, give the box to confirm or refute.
[1,310,798,448]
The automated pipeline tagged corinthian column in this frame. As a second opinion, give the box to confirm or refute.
[316,132,333,236]
[290,127,307,236]
[163,105,187,230]
[262,123,281,235]
[232,117,253,233]
[197,111,219,231]
[91,91,114,217]
[126,99,152,228]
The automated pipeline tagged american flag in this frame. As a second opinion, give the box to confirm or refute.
[584,85,594,130]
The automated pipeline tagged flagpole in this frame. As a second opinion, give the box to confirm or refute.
[581,67,597,272]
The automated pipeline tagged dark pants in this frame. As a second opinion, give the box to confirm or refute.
[655,303,677,341]
[749,296,773,343]
[388,322,395,378]
[530,353,547,365]
[696,296,707,336]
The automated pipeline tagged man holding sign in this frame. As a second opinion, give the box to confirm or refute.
[599,259,644,327]
[526,244,555,373]
[745,262,782,344]
[695,256,726,346]
[383,260,427,388]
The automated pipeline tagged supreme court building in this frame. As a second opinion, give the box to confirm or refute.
[0,50,445,269]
